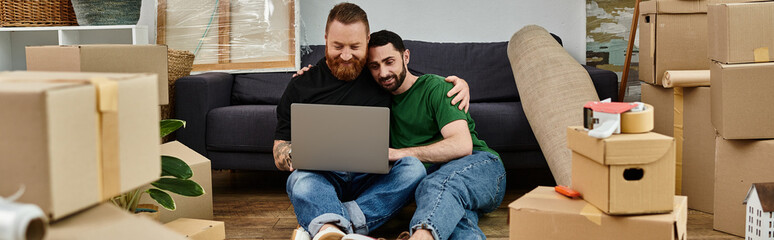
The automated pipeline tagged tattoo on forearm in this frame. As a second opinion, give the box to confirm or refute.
[275,141,291,160]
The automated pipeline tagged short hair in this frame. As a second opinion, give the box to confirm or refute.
[325,3,369,35]
[368,30,406,53]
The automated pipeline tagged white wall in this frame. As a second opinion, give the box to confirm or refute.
[140,0,586,63]
[299,0,587,63]
[138,0,156,44]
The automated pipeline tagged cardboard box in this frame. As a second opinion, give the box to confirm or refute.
[714,137,774,237]
[639,0,710,85]
[165,218,225,240]
[25,44,169,105]
[140,141,214,223]
[677,87,716,213]
[568,126,676,215]
[0,71,160,220]
[640,82,674,137]
[47,203,187,240]
[708,2,774,64]
[710,61,774,139]
[509,186,687,240]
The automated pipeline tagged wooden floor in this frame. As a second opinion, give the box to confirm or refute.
[212,169,741,240]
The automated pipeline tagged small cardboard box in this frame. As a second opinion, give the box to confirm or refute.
[708,2,774,64]
[165,218,226,240]
[140,141,214,223]
[710,61,774,139]
[47,203,188,240]
[641,82,674,137]
[25,44,169,105]
[0,71,160,220]
[639,0,710,85]
[676,87,716,213]
[568,126,676,215]
[714,137,774,237]
[509,186,687,240]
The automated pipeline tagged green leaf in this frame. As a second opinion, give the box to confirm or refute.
[146,188,175,211]
[161,155,193,179]
[160,119,186,138]
[151,178,204,197]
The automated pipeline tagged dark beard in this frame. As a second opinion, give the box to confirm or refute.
[378,60,407,92]
[326,52,365,81]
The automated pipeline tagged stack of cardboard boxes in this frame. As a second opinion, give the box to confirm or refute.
[508,124,687,239]
[707,1,774,237]
[0,45,223,239]
[638,0,774,237]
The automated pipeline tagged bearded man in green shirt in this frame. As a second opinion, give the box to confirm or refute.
[365,30,507,240]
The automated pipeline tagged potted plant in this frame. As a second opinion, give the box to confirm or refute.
[111,119,204,215]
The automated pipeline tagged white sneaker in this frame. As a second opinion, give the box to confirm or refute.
[292,227,311,240]
[312,227,346,240]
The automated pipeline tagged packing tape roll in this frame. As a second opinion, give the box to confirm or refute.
[0,201,47,240]
[662,70,710,88]
[621,103,654,133]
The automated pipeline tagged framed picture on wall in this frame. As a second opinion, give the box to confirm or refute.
[157,0,299,73]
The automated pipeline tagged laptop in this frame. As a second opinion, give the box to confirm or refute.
[290,103,390,174]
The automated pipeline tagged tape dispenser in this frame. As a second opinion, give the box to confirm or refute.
[583,99,654,139]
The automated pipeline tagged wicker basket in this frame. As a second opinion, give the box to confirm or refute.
[0,0,78,27]
[161,49,195,141]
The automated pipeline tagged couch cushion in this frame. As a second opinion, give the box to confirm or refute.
[206,105,277,152]
[404,40,519,103]
[231,73,293,105]
[469,102,539,152]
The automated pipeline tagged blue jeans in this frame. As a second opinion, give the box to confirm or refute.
[410,151,507,240]
[286,156,426,236]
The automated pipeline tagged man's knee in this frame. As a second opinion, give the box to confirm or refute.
[394,156,427,182]
[286,170,317,196]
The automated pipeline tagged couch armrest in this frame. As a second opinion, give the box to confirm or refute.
[584,65,619,101]
[175,72,234,156]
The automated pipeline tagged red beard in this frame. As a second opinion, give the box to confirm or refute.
[326,51,365,81]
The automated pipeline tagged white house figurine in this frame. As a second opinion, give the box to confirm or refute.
[744,183,774,240]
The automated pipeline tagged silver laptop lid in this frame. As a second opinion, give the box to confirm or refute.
[291,103,390,174]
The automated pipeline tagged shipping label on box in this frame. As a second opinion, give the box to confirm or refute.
[568,126,675,215]
[678,87,716,213]
[710,61,774,139]
[165,218,225,240]
[714,137,774,237]
[0,71,160,220]
[25,44,170,105]
[639,0,710,85]
[708,2,774,64]
[509,186,687,240]
[641,82,675,137]
[47,203,188,240]
[140,141,214,223]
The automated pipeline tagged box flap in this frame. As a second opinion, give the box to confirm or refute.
[567,126,674,165]
[48,203,188,240]
[640,0,708,14]
[165,218,225,239]
[509,187,686,225]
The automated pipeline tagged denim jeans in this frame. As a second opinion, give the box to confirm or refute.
[286,156,426,236]
[410,151,507,240]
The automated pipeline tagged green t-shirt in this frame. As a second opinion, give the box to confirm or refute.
[390,74,500,159]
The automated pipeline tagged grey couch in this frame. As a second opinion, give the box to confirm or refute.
[174,38,618,171]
